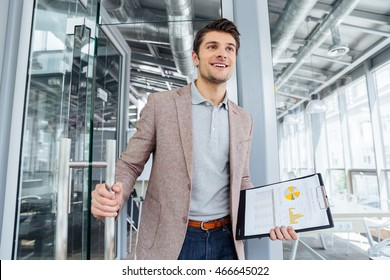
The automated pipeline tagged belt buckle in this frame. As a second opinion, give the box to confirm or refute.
[200,221,208,230]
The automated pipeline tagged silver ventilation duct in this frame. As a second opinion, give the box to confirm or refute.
[100,0,123,11]
[101,0,195,76]
[165,0,195,76]
[271,0,318,65]
[275,0,360,91]
[118,18,171,45]
[101,0,138,23]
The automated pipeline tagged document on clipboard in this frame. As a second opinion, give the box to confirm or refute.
[236,173,333,240]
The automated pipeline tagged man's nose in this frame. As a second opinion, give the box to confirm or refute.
[216,51,227,59]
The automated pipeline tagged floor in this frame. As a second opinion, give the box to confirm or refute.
[283,232,372,260]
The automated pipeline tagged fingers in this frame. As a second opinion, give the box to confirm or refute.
[269,229,277,241]
[288,226,298,240]
[269,226,298,241]
[269,227,282,240]
[91,182,123,219]
[95,183,117,199]
[111,182,123,194]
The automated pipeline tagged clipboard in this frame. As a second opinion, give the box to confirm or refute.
[236,173,334,240]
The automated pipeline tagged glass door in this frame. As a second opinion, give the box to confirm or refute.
[14,0,107,260]
[89,27,122,260]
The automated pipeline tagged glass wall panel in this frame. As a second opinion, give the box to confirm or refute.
[286,122,298,176]
[344,78,376,169]
[329,169,347,198]
[350,171,380,207]
[374,63,390,167]
[89,28,121,260]
[15,0,99,260]
[324,93,347,197]
[324,94,344,168]
[344,77,379,202]
[296,113,314,176]
[374,62,390,204]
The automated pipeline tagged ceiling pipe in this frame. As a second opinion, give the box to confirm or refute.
[271,0,318,65]
[165,0,195,76]
[102,0,195,76]
[275,0,360,90]
[102,0,170,44]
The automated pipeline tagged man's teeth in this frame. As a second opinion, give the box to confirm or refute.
[213,64,226,68]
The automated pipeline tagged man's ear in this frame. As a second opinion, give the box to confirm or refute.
[192,51,199,67]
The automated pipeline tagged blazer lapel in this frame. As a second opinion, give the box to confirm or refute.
[228,101,241,231]
[175,85,193,180]
[228,100,241,182]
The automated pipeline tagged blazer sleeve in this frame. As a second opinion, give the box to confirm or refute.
[115,93,156,201]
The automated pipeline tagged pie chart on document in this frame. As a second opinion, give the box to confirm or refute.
[284,186,300,200]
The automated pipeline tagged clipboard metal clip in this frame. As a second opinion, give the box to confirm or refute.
[316,185,330,210]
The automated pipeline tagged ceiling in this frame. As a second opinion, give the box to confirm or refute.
[100,0,390,121]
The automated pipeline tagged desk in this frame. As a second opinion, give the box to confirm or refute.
[330,200,390,219]
[290,200,390,260]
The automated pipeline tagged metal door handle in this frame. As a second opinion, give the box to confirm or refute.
[55,138,116,260]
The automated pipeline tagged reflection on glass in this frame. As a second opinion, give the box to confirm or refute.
[16,0,99,260]
[89,28,121,260]
[99,0,222,26]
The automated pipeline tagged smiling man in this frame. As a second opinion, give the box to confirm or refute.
[91,18,297,260]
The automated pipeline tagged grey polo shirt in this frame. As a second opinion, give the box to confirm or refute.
[189,82,230,221]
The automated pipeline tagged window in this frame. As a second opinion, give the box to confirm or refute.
[350,171,379,207]
[324,93,347,197]
[324,94,344,168]
[374,63,390,167]
[344,78,376,169]
[374,62,390,203]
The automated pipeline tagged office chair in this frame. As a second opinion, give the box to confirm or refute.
[368,237,390,259]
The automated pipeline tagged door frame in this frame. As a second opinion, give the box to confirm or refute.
[99,7,131,259]
[0,0,35,260]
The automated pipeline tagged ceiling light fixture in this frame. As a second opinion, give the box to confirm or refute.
[327,26,349,57]
[327,44,350,57]
[306,98,326,114]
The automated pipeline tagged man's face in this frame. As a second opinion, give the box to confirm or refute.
[192,31,237,84]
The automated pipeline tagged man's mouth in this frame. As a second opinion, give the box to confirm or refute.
[211,63,228,68]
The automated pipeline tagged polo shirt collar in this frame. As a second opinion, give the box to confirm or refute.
[191,81,229,110]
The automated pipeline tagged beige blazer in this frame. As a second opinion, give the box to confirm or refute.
[115,84,254,260]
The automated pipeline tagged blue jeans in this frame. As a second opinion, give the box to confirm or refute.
[178,224,238,260]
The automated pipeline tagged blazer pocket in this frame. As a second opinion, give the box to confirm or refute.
[138,192,161,250]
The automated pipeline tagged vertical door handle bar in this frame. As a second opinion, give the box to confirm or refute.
[55,138,116,260]
[104,139,116,260]
[56,138,71,260]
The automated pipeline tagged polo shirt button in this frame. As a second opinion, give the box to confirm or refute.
[182,217,188,224]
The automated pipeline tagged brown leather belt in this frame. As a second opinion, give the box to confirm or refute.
[187,215,231,230]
